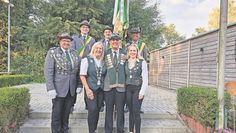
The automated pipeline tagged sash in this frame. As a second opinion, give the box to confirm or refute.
[137,41,145,53]
[78,36,92,57]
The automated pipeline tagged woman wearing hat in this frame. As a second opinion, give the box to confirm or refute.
[44,32,81,133]
[125,44,148,133]
[80,42,106,133]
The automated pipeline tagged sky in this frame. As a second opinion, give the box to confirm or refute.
[148,0,220,38]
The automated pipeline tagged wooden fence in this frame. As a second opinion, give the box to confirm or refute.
[149,22,236,90]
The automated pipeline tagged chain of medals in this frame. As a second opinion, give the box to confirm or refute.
[93,58,103,85]
[128,59,137,79]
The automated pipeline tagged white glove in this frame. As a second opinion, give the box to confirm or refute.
[48,90,57,99]
[76,87,83,94]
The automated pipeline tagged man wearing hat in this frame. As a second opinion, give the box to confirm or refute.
[71,20,96,111]
[127,27,148,61]
[44,32,81,133]
[100,26,113,51]
[71,20,96,58]
[104,33,126,133]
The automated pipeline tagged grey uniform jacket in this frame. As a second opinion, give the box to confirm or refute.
[44,47,80,97]
[71,34,96,58]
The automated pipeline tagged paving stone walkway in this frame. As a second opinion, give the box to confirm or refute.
[17,83,189,133]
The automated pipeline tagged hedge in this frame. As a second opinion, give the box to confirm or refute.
[177,86,231,127]
[0,87,30,133]
[0,74,32,88]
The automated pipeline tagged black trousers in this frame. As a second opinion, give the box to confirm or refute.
[126,85,142,133]
[104,89,125,133]
[86,88,104,133]
[51,91,74,133]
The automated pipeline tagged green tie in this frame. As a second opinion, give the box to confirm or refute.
[65,50,72,71]
[113,51,118,67]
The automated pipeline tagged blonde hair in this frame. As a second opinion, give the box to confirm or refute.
[126,44,143,59]
[89,42,104,59]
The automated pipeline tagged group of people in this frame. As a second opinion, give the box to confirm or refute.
[44,20,148,133]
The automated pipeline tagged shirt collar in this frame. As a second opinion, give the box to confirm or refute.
[111,49,119,53]
[61,48,70,54]
[81,34,88,38]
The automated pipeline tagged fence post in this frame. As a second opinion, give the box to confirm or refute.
[187,40,191,87]
[169,45,172,89]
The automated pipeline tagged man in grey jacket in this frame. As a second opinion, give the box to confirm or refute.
[44,32,81,133]
[71,20,96,111]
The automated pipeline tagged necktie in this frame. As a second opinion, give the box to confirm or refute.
[82,36,86,43]
[65,50,72,70]
[113,51,118,67]
[105,40,109,50]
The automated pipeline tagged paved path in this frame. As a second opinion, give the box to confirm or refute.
[17,83,177,114]
[17,83,189,133]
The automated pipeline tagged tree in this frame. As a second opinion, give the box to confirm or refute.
[208,0,236,29]
[0,0,164,77]
[128,0,163,51]
[192,27,207,37]
[161,24,185,46]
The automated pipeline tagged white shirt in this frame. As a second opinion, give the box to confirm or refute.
[80,57,102,75]
[139,60,148,96]
[111,49,119,59]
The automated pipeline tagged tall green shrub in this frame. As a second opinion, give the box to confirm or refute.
[177,86,231,127]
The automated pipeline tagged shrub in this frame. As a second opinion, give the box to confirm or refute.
[0,87,30,133]
[0,74,32,88]
[177,86,231,127]
[11,52,45,83]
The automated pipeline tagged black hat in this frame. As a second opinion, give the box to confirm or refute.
[57,32,73,41]
[79,20,90,28]
[109,33,121,40]
[103,26,113,32]
[130,27,141,33]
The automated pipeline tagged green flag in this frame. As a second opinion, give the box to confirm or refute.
[112,0,129,35]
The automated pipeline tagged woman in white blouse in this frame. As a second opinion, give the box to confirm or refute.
[125,44,148,133]
[80,42,106,133]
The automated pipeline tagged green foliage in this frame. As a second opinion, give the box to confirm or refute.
[0,87,30,133]
[161,24,185,46]
[128,0,163,51]
[11,52,45,83]
[192,27,207,37]
[0,74,32,88]
[177,86,231,127]
[0,0,164,78]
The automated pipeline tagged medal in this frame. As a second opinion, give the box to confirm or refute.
[94,58,103,86]
[97,80,101,85]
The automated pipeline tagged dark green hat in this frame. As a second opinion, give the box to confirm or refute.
[57,32,73,41]
[109,33,121,40]
[130,27,141,33]
[79,20,90,28]
[103,26,113,32]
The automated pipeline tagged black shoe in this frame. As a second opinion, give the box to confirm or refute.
[70,106,75,114]
[140,110,144,114]
[100,106,104,112]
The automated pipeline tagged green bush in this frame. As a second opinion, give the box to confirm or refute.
[0,87,30,133]
[0,74,32,88]
[11,52,45,83]
[177,86,231,127]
